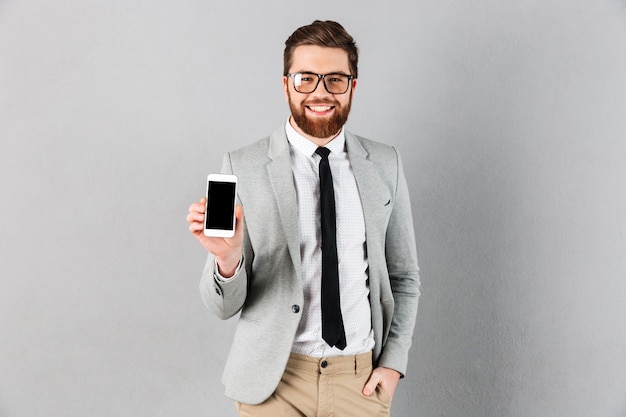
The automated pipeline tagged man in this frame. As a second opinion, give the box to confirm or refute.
[187,20,420,417]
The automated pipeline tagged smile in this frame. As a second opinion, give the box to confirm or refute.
[306,105,335,114]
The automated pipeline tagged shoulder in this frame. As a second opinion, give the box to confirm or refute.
[346,131,401,164]
[227,127,288,163]
[228,136,271,161]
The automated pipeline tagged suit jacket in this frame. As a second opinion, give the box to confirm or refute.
[199,126,420,405]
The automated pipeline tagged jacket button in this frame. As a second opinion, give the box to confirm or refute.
[292,305,300,313]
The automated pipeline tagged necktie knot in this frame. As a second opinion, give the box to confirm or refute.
[315,146,331,160]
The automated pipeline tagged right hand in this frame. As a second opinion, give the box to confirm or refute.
[186,197,244,278]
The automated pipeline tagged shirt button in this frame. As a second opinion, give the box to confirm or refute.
[292,305,300,313]
[321,360,328,368]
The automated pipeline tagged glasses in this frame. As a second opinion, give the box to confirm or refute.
[287,72,354,94]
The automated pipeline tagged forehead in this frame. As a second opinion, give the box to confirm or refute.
[289,45,350,73]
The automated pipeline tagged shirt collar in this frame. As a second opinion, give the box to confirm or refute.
[285,119,346,158]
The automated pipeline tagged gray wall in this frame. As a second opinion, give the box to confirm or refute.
[1,1,625,416]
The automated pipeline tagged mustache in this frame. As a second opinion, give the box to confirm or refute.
[302,99,340,106]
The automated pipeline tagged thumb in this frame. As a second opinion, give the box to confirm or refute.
[234,205,244,234]
[362,373,381,397]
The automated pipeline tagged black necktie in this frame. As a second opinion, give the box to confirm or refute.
[315,146,346,350]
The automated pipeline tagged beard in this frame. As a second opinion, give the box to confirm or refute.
[287,91,352,139]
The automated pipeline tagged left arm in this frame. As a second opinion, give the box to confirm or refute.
[364,148,421,399]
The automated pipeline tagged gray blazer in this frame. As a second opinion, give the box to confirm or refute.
[199,126,421,405]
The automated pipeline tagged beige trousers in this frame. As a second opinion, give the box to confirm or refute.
[236,351,391,417]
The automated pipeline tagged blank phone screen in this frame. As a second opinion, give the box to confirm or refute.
[206,181,236,230]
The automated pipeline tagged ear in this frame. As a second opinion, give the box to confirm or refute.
[282,76,289,102]
[351,78,358,94]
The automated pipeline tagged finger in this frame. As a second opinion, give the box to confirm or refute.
[189,203,206,214]
[189,221,204,233]
[189,197,207,211]
[234,205,244,230]
[186,211,204,224]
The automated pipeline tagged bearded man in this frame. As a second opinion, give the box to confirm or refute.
[187,20,421,417]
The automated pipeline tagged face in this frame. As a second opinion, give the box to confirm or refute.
[283,45,357,144]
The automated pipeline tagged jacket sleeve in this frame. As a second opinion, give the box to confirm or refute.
[376,148,421,376]
[199,254,248,320]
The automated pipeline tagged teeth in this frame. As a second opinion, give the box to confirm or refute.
[308,106,332,112]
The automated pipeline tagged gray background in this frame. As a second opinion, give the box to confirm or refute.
[1,0,626,416]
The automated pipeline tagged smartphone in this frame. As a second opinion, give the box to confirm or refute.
[204,174,238,238]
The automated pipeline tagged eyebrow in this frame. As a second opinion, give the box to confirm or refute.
[294,70,351,75]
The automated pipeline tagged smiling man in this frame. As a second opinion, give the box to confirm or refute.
[187,20,421,417]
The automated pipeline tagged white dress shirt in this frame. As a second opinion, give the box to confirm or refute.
[285,120,375,358]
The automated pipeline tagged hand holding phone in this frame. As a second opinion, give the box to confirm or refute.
[186,174,242,276]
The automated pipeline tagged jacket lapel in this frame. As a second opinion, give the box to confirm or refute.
[266,128,302,276]
[345,132,389,261]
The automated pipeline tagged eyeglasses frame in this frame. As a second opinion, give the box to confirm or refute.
[286,72,355,95]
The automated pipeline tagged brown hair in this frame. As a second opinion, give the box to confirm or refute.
[283,20,359,78]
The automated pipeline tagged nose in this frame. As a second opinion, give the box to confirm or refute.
[310,77,331,96]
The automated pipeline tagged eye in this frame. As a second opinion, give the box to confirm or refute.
[327,74,347,83]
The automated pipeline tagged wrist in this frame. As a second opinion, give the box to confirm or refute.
[215,252,242,278]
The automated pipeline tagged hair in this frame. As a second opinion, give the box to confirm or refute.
[283,20,359,78]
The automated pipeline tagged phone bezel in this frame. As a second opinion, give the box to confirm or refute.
[203,174,238,238]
